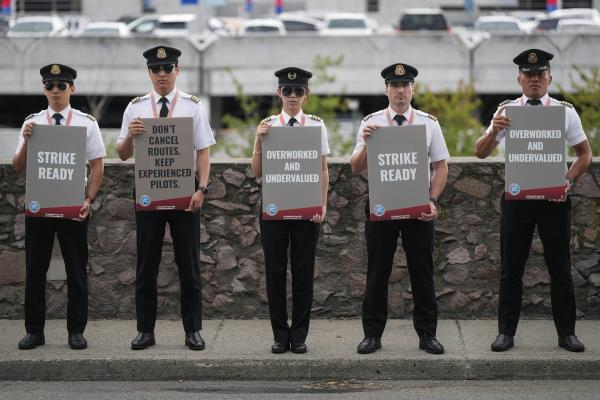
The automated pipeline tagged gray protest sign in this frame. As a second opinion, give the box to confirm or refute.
[505,106,566,200]
[135,117,194,211]
[262,126,322,220]
[25,125,86,219]
[367,125,430,221]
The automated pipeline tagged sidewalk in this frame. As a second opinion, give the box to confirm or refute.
[1,319,599,381]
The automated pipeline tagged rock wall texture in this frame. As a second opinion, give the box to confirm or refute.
[1,158,600,320]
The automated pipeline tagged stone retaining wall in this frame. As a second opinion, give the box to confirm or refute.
[1,158,600,320]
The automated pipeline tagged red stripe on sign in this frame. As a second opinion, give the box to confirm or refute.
[136,196,192,211]
[369,203,432,221]
[505,185,566,201]
[26,205,81,219]
[262,205,322,220]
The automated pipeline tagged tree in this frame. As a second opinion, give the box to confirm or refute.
[559,66,600,155]
[413,81,483,156]
[215,55,352,157]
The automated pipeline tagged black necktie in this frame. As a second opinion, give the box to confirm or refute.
[526,99,542,106]
[159,97,169,117]
[394,114,406,126]
[288,117,297,126]
[52,113,62,125]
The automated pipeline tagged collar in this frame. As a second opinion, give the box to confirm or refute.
[153,87,177,104]
[522,92,549,104]
[47,105,71,118]
[281,109,304,124]
[387,105,412,120]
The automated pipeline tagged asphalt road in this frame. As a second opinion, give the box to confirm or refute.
[2,380,600,400]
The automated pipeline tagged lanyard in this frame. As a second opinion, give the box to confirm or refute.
[46,110,73,126]
[150,91,180,118]
[279,113,306,126]
[519,96,552,106]
[385,108,414,126]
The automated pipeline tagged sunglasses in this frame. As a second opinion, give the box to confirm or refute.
[149,64,176,74]
[281,86,306,97]
[44,82,68,91]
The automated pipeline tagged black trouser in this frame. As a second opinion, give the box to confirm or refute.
[499,195,575,337]
[259,218,320,344]
[135,209,202,334]
[24,216,89,334]
[362,210,437,338]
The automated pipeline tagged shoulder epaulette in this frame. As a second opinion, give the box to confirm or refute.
[186,95,201,103]
[130,96,142,104]
[73,109,96,121]
[498,99,515,107]
[362,114,374,122]
[561,100,574,108]
[306,114,322,122]
[24,113,36,121]
[261,115,276,124]
[416,110,438,122]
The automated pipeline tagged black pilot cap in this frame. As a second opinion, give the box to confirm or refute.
[513,49,554,72]
[275,67,312,87]
[381,63,418,83]
[143,46,181,66]
[40,63,77,83]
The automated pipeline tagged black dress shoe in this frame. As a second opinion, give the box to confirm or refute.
[291,342,307,354]
[271,341,290,354]
[68,333,87,350]
[131,332,155,350]
[185,331,205,350]
[18,333,45,350]
[491,334,514,352]
[559,335,585,352]
[419,334,445,354]
[357,337,381,354]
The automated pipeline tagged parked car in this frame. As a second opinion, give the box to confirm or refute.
[321,12,374,36]
[239,18,286,35]
[535,8,600,31]
[7,15,68,37]
[397,8,449,31]
[556,18,600,32]
[474,15,527,33]
[81,22,130,37]
[127,14,197,37]
[277,13,322,33]
[0,16,9,35]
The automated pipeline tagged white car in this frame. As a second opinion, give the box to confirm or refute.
[321,12,374,36]
[127,14,197,37]
[474,15,527,33]
[239,18,286,35]
[556,18,600,32]
[7,15,67,37]
[81,22,130,37]
[277,13,322,33]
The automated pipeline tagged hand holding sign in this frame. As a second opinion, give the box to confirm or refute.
[128,118,146,139]
[22,122,35,144]
[362,124,380,142]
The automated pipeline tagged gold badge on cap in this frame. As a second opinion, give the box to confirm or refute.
[50,64,61,75]
[288,72,297,80]
[394,64,405,76]
[528,52,538,64]
[157,48,167,59]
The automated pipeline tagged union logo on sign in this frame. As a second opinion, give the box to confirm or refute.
[509,183,521,196]
[29,201,40,213]
[139,195,152,207]
[374,204,385,217]
[266,203,278,216]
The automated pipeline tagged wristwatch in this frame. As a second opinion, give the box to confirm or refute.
[85,192,95,204]
[198,185,209,195]
[429,197,438,206]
